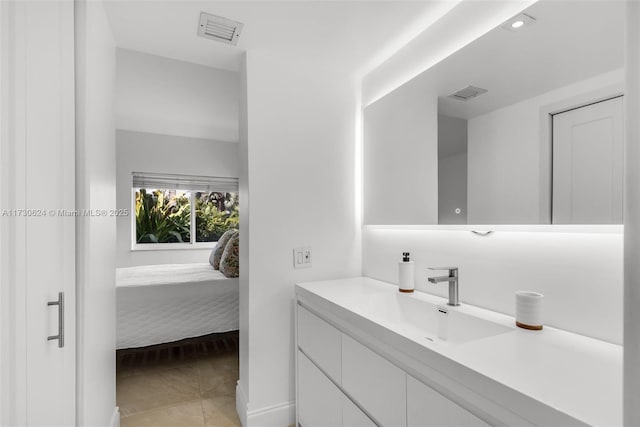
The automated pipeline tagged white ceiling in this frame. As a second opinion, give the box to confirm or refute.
[103,1,449,74]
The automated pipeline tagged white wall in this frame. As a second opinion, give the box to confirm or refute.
[237,54,250,427]
[238,50,361,426]
[467,69,624,224]
[363,228,622,344]
[438,115,467,224]
[624,2,640,424]
[0,2,8,421]
[114,49,240,267]
[115,130,238,268]
[363,77,438,225]
[116,48,239,142]
[75,1,117,424]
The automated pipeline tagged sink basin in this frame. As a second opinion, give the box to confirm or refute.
[300,278,512,345]
[363,293,512,344]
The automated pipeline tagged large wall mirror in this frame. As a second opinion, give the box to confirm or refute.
[363,1,625,225]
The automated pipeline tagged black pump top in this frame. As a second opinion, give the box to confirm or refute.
[402,252,410,262]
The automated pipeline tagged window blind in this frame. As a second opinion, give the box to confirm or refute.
[132,172,239,193]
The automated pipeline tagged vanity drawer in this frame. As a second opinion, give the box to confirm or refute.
[407,375,490,427]
[297,305,341,383]
[343,395,376,427]
[298,351,342,427]
[341,334,406,427]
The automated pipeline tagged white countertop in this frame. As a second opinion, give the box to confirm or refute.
[296,277,622,427]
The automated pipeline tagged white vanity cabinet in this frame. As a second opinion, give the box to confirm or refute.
[298,351,343,427]
[296,277,623,427]
[296,304,486,427]
[342,335,406,427]
[297,304,342,382]
[297,306,376,427]
[298,352,376,427]
[407,375,490,427]
[342,396,377,427]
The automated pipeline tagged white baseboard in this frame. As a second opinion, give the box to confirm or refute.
[236,382,295,427]
[236,382,248,427]
[109,406,120,427]
[247,400,295,427]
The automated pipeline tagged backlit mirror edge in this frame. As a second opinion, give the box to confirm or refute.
[363,224,623,235]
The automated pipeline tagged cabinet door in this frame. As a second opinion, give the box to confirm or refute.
[297,305,342,383]
[341,335,406,427]
[407,375,489,427]
[298,351,342,427]
[1,1,76,425]
[343,396,376,427]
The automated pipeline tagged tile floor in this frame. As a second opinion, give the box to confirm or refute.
[117,343,240,427]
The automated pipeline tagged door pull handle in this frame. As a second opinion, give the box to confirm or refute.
[47,292,64,348]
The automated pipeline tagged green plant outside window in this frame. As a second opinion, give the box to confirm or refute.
[135,188,238,244]
[195,191,239,242]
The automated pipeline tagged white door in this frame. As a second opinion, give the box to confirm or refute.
[552,96,624,224]
[0,1,76,425]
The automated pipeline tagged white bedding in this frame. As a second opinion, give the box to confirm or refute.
[116,263,238,349]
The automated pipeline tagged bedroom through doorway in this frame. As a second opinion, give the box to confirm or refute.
[109,27,242,426]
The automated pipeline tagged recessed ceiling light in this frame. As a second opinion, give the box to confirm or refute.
[502,13,536,32]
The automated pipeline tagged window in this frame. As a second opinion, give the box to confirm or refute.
[135,188,191,244]
[132,173,239,248]
[194,191,239,242]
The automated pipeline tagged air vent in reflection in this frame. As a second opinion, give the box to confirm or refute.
[448,85,488,101]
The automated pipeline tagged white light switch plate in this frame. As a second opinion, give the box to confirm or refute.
[293,246,312,269]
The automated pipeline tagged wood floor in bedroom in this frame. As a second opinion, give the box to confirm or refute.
[116,332,241,427]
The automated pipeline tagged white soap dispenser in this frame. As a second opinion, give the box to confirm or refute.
[398,252,415,293]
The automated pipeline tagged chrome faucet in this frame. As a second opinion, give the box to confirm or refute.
[428,267,460,306]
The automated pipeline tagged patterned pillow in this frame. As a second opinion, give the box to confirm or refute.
[208,245,216,267]
[210,229,238,269]
[219,234,239,278]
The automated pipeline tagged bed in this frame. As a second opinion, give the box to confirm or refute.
[116,263,239,349]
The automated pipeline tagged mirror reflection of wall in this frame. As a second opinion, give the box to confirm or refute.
[363,0,625,225]
[437,114,467,225]
[363,77,438,226]
[449,68,624,225]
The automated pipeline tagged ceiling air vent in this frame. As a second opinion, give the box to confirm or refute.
[198,12,244,46]
[448,85,488,101]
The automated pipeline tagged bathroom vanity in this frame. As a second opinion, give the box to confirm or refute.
[295,278,621,427]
